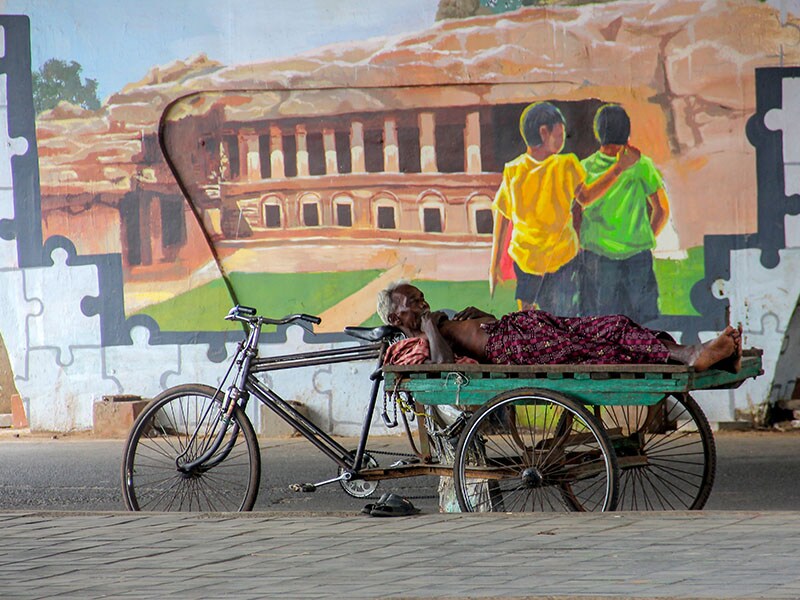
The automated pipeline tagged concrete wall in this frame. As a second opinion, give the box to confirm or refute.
[1,2,799,433]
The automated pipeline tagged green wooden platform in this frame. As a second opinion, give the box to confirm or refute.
[382,349,763,407]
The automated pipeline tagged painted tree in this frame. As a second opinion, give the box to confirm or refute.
[436,0,482,20]
[32,58,101,114]
[436,0,639,18]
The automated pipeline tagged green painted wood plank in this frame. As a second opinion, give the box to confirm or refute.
[382,352,763,407]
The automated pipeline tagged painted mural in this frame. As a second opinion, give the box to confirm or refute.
[1,0,799,432]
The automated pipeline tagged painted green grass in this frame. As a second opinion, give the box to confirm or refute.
[137,270,383,331]
[228,270,384,317]
[135,247,704,332]
[653,246,704,316]
[134,278,237,331]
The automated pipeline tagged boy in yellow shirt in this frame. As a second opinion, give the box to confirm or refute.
[489,101,639,314]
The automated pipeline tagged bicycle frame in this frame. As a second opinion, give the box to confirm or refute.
[247,344,384,472]
[180,307,391,480]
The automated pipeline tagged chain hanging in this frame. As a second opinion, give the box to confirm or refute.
[382,379,426,427]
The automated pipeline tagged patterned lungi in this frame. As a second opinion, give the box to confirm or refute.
[482,310,670,366]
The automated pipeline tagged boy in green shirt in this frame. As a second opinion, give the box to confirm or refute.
[579,104,670,324]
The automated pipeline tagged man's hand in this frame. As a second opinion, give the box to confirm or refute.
[420,310,447,331]
[430,310,449,326]
[420,310,455,363]
[453,307,495,321]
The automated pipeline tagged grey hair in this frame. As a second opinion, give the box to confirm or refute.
[376,279,410,324]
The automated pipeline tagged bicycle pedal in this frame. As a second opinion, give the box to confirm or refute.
[289,483,316,493]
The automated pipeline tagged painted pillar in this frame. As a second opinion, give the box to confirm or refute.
[239,129,260,182]
[323,128,338,174]
[150,194,165,263]
[419,112,437,173]
[465,111,482,174]
[383,118,399,173]
[236,133,247,181]
[138,195,153,265]
[269,125,285,179]
[219,140,230,181]
[351,121,365,173]
[296,124,309,177]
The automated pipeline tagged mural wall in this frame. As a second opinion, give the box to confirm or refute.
[1,0,799,432]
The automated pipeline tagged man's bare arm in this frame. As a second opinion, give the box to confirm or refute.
[420,311,455,363]
[453,307,495,320]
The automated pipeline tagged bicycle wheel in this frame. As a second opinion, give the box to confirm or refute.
[598,393,715,510]
[122,384,261,512]
[453,388,619,513]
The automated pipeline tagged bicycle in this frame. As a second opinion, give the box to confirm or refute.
[121,304,457,512]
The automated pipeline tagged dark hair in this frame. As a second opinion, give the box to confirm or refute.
[519,102,565,147]
[593,104,631,145]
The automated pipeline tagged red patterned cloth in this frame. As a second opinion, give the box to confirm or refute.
[482,310,670,366]
[383,337,479,366]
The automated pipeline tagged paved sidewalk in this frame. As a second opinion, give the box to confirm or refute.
[1,510,799,599]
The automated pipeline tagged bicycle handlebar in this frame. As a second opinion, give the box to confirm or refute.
[225,305,322,326]
[297,313,322,325]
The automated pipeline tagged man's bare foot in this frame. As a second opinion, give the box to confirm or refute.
[722,323,744,373]
[689,326,737,372]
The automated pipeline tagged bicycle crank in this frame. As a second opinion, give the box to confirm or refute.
[289,472,353,493]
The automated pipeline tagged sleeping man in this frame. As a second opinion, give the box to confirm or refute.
[377,282,742,372]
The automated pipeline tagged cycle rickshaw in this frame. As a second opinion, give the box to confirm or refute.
[121,305,762,513]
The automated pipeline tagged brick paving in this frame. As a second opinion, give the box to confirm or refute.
[0,510,798,599]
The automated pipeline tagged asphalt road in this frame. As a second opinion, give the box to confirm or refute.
[0,429,797,513]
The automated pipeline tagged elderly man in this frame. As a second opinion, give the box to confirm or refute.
[377,282,741,372]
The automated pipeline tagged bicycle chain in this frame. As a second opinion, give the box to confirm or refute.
[365,448,419,459]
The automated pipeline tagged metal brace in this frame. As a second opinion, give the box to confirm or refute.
[444,371,470,405]
[381,378,401,427]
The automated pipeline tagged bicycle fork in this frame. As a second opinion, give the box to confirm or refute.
[176,388,247,474]
[176,341,253,474]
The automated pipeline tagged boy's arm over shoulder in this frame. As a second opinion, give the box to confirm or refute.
[575,147,637,207]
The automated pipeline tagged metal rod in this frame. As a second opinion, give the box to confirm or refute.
[248,379,353,467]
[251,346,382,374]
[352,342,388,471]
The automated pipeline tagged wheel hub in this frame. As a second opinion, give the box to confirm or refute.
[178,465,206,479]
[521,466,544,488]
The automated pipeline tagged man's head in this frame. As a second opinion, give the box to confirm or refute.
[593,104,631,146]
[520,101,566,154]
[377,281,429,334]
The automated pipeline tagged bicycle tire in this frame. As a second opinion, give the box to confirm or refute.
[121,384,261,512]
[453,388,619,513]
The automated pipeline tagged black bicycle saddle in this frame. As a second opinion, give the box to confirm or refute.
[344,325,403,342]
